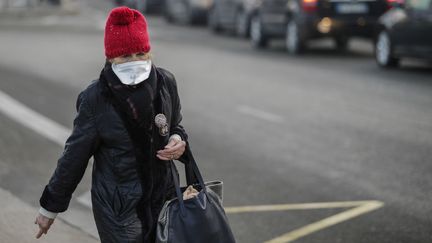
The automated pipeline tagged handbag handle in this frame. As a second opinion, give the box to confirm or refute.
[169,142,209,216]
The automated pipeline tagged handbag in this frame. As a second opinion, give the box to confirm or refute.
[156,145,236,243]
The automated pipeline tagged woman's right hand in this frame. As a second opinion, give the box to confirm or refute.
[34,213,55,239]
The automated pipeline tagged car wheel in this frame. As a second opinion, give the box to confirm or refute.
[375,31,399,68]
[285,19,304,54]
[335,36,349,52]
[235,10,249,38]
[163,1,174,23]
[186,2,204,25]
[208,7,222,32]
[250,15,268,48]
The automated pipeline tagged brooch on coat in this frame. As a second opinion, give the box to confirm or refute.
[155,113,169,136]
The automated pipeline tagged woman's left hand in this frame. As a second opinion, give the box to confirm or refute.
[157,137,186,161]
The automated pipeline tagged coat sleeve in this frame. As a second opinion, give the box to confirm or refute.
[170,89,188,144]
[162,69,200,185]
[39,90,99,213]
[159,69,188,143]
[160,69,191,162]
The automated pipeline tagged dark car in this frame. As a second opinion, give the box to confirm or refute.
[375,0,432,67]
[208,0,260,37]
[114,0,165,14]
[164,0,213,24]
[249,0,288,47]
[250,0,400,53]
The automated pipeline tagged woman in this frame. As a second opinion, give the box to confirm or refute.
[34,6,189,242]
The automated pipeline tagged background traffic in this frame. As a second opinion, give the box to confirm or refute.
[0,0,431,242]
[117,0,432,68]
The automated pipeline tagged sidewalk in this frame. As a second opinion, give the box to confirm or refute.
[0,187,98,243]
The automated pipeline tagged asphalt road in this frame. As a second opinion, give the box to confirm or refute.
[0,2,431,243]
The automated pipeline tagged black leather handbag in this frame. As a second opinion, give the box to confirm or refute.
[155,146,236,243]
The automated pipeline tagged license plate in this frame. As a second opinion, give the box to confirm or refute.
[263,14,286,23]
[336,3,369,13]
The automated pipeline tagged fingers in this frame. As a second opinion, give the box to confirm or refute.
[156,139,186,161]
[165,139,177,149]
[160,143,181,154]
[157,148,185,161]
[156,150,183,160]
[36,224,49,239]
[35,216,53,239]
[158,141,186,155]
[36,228,44,239]
[156,154,171,161]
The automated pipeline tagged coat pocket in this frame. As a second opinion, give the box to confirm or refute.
[113,182,143,220]
[112,186,124,218]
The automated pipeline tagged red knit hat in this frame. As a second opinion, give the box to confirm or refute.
[104,6,151,59]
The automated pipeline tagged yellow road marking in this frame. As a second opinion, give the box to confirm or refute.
[225,200,381,213]
[224,200,384,243]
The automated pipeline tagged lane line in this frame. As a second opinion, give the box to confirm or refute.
[0,89,384,242]
[72,194,385,242]
[237,105,284,123]
[264,201,384,243]
[76,190,92,209]
[0,89,100,239]
[225,200,380,214]
[0,89,70,146]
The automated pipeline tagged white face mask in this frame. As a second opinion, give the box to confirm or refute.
[111,60,152,85]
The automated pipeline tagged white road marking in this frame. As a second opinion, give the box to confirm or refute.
[76,190,92,209]
[0,89,70,146]
[0,89,99,239]
[0,89,384,242]
[237,105,284,123]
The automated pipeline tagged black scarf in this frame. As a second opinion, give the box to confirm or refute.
[99,62,171,242]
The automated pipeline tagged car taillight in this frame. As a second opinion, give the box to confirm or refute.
[302,0,318,12]
[386,0,404,9]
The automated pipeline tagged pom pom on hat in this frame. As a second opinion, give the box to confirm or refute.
[109,7,135,25]
[104,6,151,59]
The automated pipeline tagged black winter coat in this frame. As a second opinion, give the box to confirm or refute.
[39,67,189,242]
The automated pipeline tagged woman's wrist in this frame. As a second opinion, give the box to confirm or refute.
[39,207,58,219]
[169,134,182,142]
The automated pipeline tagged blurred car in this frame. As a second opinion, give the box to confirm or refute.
[114,0,165,14]
[249,0,288,47]
[208,0,260,37]
[250,0,401,53]
[164,0,213,24]
[374,0,432,67]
